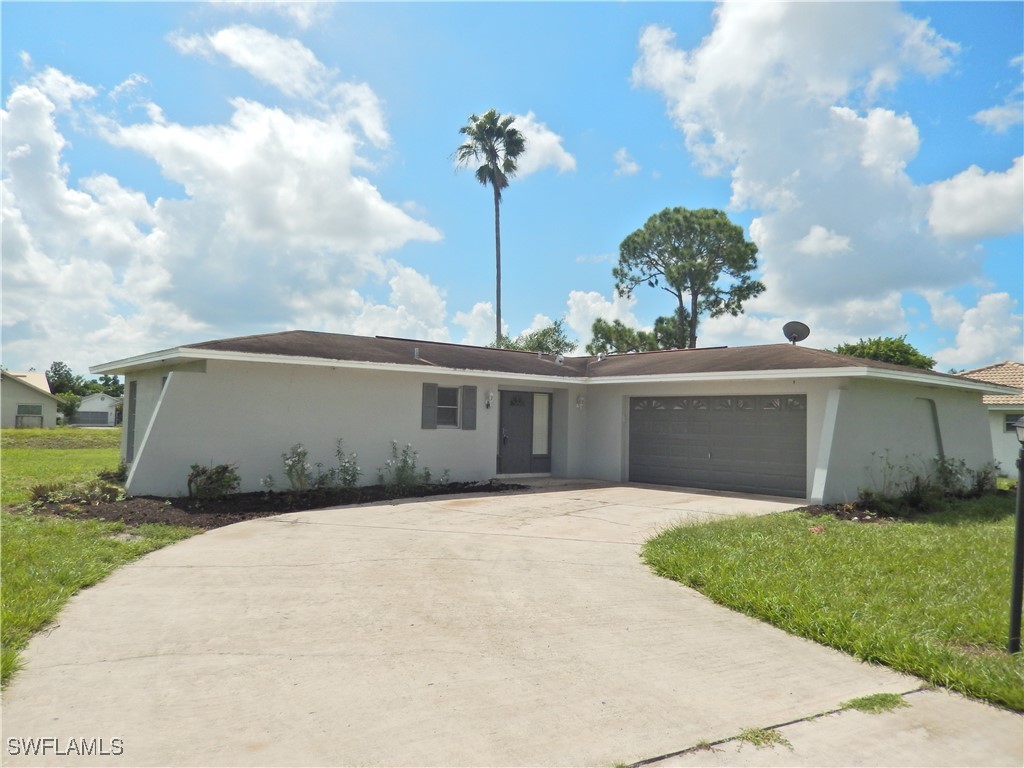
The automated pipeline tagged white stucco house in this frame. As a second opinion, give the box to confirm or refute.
[90,331,1012,503]
[0,371,61,429]
[958,362,1024,475]
[72,392,123,427]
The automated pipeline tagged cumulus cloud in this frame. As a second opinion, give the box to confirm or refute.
[0,56,440,371]
[928,157,1024,240]
[613,148,640,176]
[972,54,1024,133]
[932,293,1024,369]
[453,302,504,346]
[170,25,331,100]
[630,3,1018,349]
[208,0,329,30]
[512,111,576,176]
[564,290,643,345]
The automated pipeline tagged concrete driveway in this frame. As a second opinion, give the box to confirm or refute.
[3,483,1020,767]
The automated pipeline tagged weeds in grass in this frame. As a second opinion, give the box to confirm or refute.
[735,728,792,751]
[842,693,909,714]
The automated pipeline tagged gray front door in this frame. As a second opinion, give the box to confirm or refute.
[498,391,534,474]
[629,395,807,497]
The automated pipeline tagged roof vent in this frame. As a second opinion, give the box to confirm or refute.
[597,352,606,362]
[413,347,420,359]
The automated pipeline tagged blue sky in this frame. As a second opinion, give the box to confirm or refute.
[2,1,1022,375]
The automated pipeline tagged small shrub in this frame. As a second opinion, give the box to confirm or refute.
[378,441,432,494]
[98,461,129,483]
[30,480,125,506]
[282,444,314,491]
[187,463,240,499]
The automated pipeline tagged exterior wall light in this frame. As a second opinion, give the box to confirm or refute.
[485,391,494,409]
[576,395,585,410]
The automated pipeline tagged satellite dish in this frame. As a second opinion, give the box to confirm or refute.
[555,354,565,365]
[783,321,810,345]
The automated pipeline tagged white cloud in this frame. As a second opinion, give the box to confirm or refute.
[928,157,1024,239]
[170,25,330,100]
[453,302,503,346]
[932,293,1024,369]
[630,4,995,340]
[972,102,1024,133]
[922,290,966,329]
[0,65,441,372]
[109,74,149,102]
[613,148,640,176]
[209,0,329,30]
[564,291,642,345]
[512,111,576,176]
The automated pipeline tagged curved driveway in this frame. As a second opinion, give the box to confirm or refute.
[3,483,1020,767]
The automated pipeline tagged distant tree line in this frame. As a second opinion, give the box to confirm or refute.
[45,361,123,421]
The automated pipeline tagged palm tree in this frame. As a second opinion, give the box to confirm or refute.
[454,110,526,346]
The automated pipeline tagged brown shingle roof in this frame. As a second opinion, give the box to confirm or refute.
[958,361,1024,406]
[182,330,969,383]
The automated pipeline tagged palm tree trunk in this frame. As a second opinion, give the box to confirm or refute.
[493,185,502,346]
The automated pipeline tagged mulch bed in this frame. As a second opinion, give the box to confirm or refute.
[22,481,527,531]
[796,502,893,524]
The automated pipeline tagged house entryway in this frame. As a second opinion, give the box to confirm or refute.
[628,394,807,498]
[497,391,551,474]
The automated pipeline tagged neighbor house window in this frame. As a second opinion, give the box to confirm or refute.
[1006,414,1024,433]
[16,404,42,416]
[422,384,477,430]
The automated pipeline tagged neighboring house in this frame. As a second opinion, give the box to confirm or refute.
[958,361,1024,475]
[72,392,123,427]
[90,331,1011,503]
[0,371,61,429]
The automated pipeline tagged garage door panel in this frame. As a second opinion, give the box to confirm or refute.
[629,395,806,497]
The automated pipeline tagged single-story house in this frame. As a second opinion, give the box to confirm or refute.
[90,331,1012,503]
[72,392,123,427]
[958,361,1024,475]
[0,371,61,429]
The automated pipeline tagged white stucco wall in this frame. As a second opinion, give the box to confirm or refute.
[125,359,584,497]
[120,357,997,503]
[816,379,994,503]
[989,408,1023,476]
[1,378,59,429]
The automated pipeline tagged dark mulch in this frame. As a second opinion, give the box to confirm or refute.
[23,481,527,531]
[796,502,893,524]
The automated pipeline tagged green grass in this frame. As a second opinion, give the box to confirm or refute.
[1,428,122,505]
[643,494,1024,711]
[735,728,792,751]
[1,427,198,686]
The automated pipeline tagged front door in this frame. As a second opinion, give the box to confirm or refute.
[498,391,553,474]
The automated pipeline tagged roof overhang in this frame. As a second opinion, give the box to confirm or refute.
[91,348,1017,396]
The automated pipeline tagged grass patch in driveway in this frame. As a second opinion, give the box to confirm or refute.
[642,494,1024,711]
[1,510,197,686]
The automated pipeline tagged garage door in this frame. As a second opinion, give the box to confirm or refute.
[629,395,806,498]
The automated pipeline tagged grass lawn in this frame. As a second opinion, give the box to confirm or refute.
[2,428,123,505]
[1,427,199,686]
[643,494,1024,711]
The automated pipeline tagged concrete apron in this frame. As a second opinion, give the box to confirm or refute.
[3,484,1020,767]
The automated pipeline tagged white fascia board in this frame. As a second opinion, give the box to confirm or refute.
[586,366,1017,395]
[92,349,1016,396]
[92,348,580,386]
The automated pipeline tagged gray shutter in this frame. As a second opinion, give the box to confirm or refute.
[461,385,477,430]
[421,383,438,429]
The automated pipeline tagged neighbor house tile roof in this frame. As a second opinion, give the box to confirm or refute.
[182,330,971,383]
[0,371,59,399]
[958,361,1024,406]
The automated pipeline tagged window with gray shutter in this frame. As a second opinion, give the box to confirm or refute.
[422,383,476,430]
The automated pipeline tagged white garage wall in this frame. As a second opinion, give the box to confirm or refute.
[819,379,994,503]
